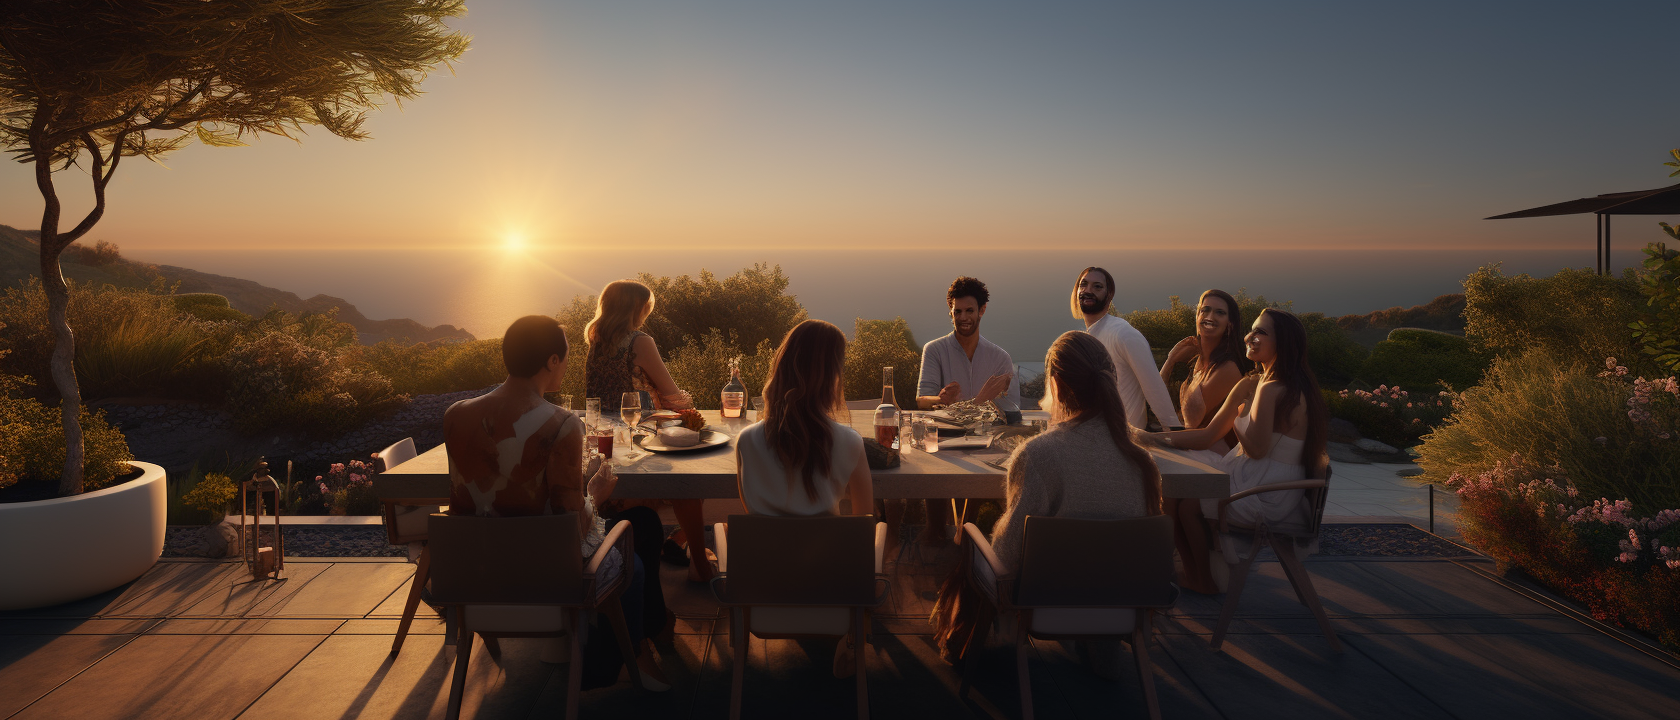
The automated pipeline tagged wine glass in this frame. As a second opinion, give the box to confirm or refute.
[585,397,600,430]
[620,392,642,433]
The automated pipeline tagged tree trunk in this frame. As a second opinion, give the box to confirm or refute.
[44,255,83,497]
[34,148,84,496]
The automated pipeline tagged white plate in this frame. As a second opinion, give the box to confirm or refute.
[635,429,730,453]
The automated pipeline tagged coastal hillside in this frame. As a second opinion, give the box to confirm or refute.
[0,225,472,345]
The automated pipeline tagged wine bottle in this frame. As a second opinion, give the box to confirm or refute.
[873,366,898,446]
[721,357,746,418]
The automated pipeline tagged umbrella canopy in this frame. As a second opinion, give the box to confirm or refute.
[1487,182,1680,274]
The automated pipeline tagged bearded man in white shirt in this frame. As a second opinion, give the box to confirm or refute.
[1074,266,1183,430]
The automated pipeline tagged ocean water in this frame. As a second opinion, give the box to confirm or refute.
[131,246,1638,362]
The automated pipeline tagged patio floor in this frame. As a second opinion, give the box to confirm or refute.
[5,524,1679,720]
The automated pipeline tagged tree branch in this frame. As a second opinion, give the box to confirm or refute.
[52,133,112,250]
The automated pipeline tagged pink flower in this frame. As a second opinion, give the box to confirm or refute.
[315,475,323,481]
[1606,357,1618,369]
[1380,402,1389,408]
[330,463,345,474]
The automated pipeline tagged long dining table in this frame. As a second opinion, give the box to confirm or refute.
[375,409,1229,504]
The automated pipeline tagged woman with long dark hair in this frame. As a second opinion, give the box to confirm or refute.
[1159,289,1251,449]
[733,319,874,677]
[1143,309,1330,594]
[735,319,872,517]
[933,331,1161,662]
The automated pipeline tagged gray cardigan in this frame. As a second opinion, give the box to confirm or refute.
[989,417,1150,575]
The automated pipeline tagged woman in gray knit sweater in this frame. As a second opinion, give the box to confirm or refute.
[934,331,1162,661]
[989,331,1164,573]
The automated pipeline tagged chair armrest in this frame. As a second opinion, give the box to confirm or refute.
[585,520,631,575]
[874,522,888,574]
[1216,479,1325,508]
[714,522,728,573]
[1215,478,1326,532]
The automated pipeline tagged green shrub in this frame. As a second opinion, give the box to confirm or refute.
[1359,328,1490,392]
[0,392,133,491]
[637,264,807,357]
[1631,241,1680,374]
[1463,264,1645,370]
[1327,385,1456,447]
[222,332,406,436]
[181,472,237,519]
[664,329,775,410]
[345,338,505,396]
[1299,311,1367,387]
[843,318,922,405]
[173,293,249,323]
[1417,348,1680,513]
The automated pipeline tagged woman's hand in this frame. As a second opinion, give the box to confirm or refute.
[1228,375,1260,405]
[1167,336,1200,365]
[586,456,619,503]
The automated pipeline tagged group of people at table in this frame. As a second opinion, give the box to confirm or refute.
[440,267,1330,690]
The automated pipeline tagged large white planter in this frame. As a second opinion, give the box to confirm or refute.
[0,461,167,610]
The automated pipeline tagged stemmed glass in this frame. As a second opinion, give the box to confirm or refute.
[620,392,643,431]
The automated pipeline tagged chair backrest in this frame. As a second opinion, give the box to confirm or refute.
[376,437,418,473]
[427,513,584,605]
[1301,464,1333,538]
[1015,515,1176,607]
[723,514,876,605]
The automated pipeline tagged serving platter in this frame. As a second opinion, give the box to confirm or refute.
[634,429,730,453]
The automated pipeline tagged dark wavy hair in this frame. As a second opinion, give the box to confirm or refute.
[1258,309,1329,478]
[947,276,989,307]
[760,319,849,500]
[1041,331,1163,514]
[1199,289,1253,376]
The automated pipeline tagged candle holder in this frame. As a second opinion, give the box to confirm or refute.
[240,457,286,580]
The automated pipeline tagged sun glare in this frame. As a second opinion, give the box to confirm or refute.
[503,233,526,252]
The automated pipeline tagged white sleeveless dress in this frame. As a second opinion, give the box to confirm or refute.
[1188,416,1311,528]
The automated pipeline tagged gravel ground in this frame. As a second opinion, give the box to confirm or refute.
[164,521,1473,560]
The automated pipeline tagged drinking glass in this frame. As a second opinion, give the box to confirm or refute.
[922,417,940,453]
[751,395,765,419]
[585,397,601,429]
[899,413,916,455]
[620,392,642,433]
[555,394,573,411]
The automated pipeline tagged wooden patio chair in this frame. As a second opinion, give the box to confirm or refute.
[709,514,890,720]
[374,437,447,655]
[427,513,642,720]
[958,515,1179,720]
[1209,465,1341,653]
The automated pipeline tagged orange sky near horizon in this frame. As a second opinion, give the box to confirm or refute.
[3,1,1680,258]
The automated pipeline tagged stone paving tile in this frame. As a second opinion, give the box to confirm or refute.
[179,562,332,618]
[100,562,248,618]
[0,633,137,718]
[0,618,159,635]
[146,618,344,635]
[336,617,448,635]
[1352,561,1553,616]
[258,562,415,618]
[1347,631,1680,720]
[0,585,133,620]
[14,634,325,720]
[365,571,424,618]
[236,633,455,720]
[1157,632,1453,720]
[539,621,720,718]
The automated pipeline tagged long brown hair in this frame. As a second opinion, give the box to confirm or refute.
[1069,266,1115,319]
[585,280,654,350]
[1042,331,1163,514]
[1259,309,1329,478]
[1199,289,1253,376]
[760,319,849,500]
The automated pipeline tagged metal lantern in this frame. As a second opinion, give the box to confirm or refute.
[240,457,286,580]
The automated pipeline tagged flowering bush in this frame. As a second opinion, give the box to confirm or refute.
[1417,349,1680,513]
[223,331,406,436]
[288,457,381,515]
[1326,384,1455,446]
[1446,455,1680,648]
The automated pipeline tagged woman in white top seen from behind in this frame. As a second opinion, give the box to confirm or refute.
[735,319,872,517]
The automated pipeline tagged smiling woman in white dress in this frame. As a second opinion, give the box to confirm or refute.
[1142,308,1329,595]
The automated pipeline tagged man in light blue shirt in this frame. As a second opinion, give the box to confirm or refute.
[916,277,1020,413]
[902,276,1016,547]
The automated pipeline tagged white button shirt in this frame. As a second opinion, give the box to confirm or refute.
[1084,314,1182,429]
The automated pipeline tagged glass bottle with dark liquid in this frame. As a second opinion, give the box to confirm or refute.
[873,366,899,446]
